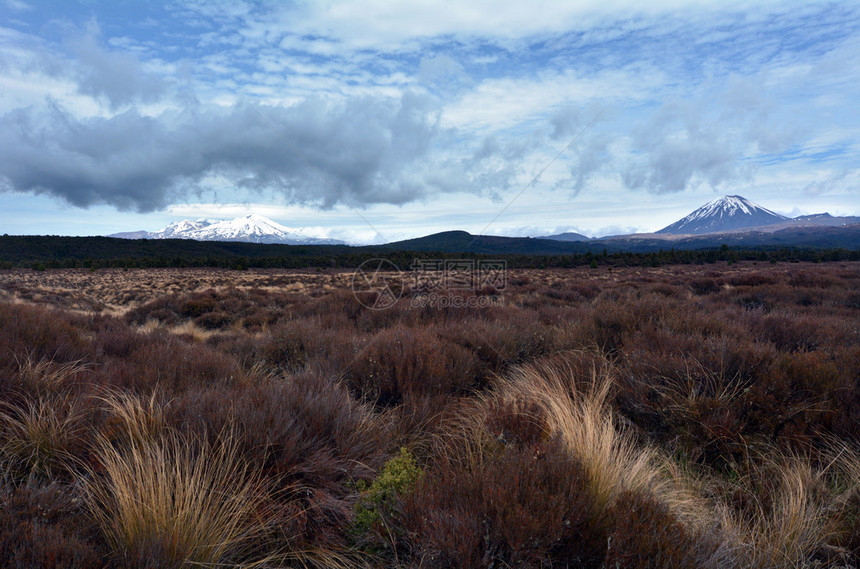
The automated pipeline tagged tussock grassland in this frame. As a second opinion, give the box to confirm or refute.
[1,261,860,567]
[84,427,266,569]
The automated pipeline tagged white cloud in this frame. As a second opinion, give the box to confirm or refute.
[1,0,859,239]
[2,0,29,12]
[284,0,792,48]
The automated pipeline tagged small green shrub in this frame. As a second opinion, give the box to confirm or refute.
[353,447,422,540]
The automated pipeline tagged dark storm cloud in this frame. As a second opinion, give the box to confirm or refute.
[0,92,520,212]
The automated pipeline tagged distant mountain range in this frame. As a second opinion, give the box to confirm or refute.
[5,194,860,267]
[540,195,859,242]
[104,196,859,252]
[111,214,343,245]
[377,225,860,255]
[399,195,859,254]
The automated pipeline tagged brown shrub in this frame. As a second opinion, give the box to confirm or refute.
[689,277,722,295]
[746,352,841,444]
[193,310,231,329]
[788,270,841,289]
[438,315,558,381]
[168,372,389,545]
[728,272,779,287]
[749,311,822,352]
[584,291,665,354]
[403,439,608,569]
[346,326,480,406]
[126,287,295,331]
[92,317,146,358]
[0,483,103,569]
[605,489,707,568]
[95,335,242,393]
[0,303,89,381]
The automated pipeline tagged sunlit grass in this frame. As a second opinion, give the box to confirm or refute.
[83,427,267,569]
[0,395,84,482]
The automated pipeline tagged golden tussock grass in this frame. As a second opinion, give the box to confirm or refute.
[709,452,842,568]
[98,389,168,446]
[13,352,90,392]
[489,354,661,512]
[83,427,269,569]
[135,318,217,342]
[169,320,218,341]
[80,389,265,568]
[0,394,85,482]
[84,389,370,569]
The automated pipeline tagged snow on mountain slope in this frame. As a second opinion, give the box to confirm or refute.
[114,214,344,245]
[149,218,215,239]
[657,195,789,235]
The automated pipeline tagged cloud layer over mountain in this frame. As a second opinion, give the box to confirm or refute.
[0,1,858,237]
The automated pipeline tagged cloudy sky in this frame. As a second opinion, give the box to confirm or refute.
[1,1,858,243]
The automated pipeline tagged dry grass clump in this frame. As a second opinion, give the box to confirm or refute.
[705,451,848,568]
[0,395,88,483]
[754,459,836,566]
[492,354,660,511]
[84,427,268,569]
[82,385,272,568]
[98,389,168,447]
[11,353,91,395]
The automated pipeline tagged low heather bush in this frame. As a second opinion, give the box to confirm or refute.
[403,439,607,569]
[605,489,708,568]
[346,326,479,406]
[0,304,89,381]
[168,372,389,546]
[0,483,103,569]
[95,335,242,392]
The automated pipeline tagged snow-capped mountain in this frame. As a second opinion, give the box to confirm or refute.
[111,214,344,245]
[151,218,216,239]
[657,195,789,235]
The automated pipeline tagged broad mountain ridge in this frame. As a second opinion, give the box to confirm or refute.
[540,231,592,242]
[111,214,343,245]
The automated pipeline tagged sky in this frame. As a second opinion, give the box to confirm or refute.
[0,0,858,244]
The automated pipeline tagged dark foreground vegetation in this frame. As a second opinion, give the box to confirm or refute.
[2,234,859,271]
[1,261,860,568]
